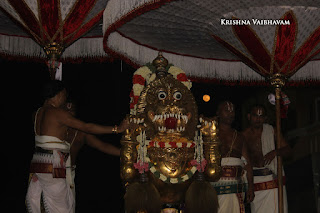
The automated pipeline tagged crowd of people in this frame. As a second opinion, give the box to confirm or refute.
[27,80,291,213]
[215,101,291,213]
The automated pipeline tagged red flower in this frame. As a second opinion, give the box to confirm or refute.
[177,73,188,82]
[134,161,149,174]
[190,159,207,172]
[132,74,145,85]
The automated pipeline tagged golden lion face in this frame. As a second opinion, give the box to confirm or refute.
[136,74,197,139]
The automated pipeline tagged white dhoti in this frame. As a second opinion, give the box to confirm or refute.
[26,173,74,213]
[212,157,246,213]
[250,124,288,213]
[251,173,288,213]
[218,193,245,213]
[26,135,74,213]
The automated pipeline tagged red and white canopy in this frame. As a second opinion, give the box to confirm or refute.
[103,0,320,84]
[0,0,109,61]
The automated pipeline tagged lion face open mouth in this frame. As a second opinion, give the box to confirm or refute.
[148,110,192,134]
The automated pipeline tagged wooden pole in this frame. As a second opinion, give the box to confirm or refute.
[275,87,284,213]
[49,66,56,80]
[44,42,63,80]
[269,73,286,213]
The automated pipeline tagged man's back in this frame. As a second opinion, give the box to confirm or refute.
[34,106,69,140]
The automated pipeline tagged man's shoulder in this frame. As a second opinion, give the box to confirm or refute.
[44,108,71,125]
[47,107,68,116]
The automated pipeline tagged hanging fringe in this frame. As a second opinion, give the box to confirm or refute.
[103,0,320,83]
[62,37,108,59]
[0,34,45,58]
[0,34,108,61]
[105,31,320,82]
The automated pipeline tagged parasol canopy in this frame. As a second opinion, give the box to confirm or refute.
[0,0,109,62]
[103,0,320,85]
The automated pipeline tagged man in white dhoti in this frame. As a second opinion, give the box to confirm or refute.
[211,101,254,213]
[27,80,128,213]
[243,105,291,213]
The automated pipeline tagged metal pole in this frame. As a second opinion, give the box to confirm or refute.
[275,87,284,213]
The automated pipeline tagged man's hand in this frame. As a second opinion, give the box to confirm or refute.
[118,118,130,133]
[246,185,255,203]
[264,150,277,165]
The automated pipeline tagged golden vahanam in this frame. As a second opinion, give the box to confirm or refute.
[120,53,221,210]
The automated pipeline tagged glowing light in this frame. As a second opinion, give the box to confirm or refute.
[203,94,210,102]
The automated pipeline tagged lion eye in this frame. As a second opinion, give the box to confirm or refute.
[158,91,167,100]
[173,91,182,100]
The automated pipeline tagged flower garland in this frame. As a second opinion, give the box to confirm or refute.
[129,64,192,115]
[133,131,149,174]
[130,66,152,115]
[146,156,197,184]
[191,130,207,172]
[134,132,198,184]
[146,135,198,184]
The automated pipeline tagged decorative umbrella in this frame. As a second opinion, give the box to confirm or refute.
[0,0,109,79]
[102,0,320,85]
[102,1,320,212]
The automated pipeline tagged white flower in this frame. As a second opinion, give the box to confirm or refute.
[159,174,167,181]
[146,73,156,85]
[136,133,143,143]
[132,84,144,96]
[168,66,192,90]
[191,166,197,173]
[150,167,156,173]
[181,175,189,181]
[182,81,192,90]
[170,178,178,184]
[168,66,183,76]
[135,66,152,78]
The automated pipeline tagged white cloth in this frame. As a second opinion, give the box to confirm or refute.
[261,124,285,176]
[34,135,73,187]
[261,124,277,175]
[218,193,243,213]
[251,175,288,213]
[27,135,74,213]
[26,173,74,213]
[251,124,288,213]
[212,157,245,213]
[71,169,76,213]
[35,135,69,152]
[221,157,245,168]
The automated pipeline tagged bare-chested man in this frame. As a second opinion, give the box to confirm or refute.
[212,101,254,213]
[242,105,291,213]
[26,80,128,213]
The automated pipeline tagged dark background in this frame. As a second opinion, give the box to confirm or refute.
[1,57,318,212]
